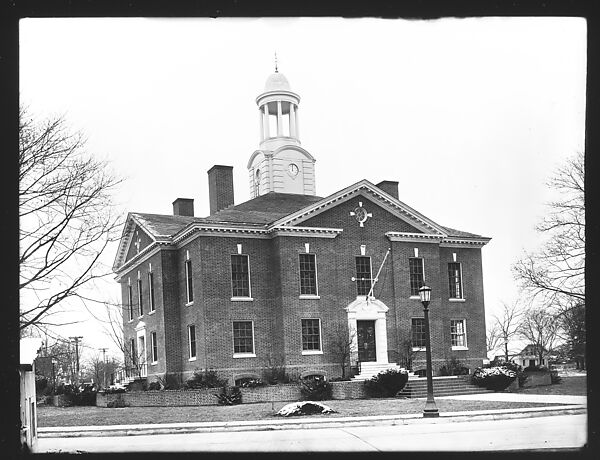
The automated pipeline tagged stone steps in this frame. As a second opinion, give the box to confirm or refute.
[352,363,413,381]
[398,376,494,398]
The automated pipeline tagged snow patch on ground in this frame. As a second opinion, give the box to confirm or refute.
[276,401,336,417]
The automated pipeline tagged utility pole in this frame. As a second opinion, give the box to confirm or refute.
[99,347,108,389]
[70,336,83,385]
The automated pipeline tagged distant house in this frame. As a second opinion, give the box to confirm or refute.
[20,338,42,451]
[515,344,549,368]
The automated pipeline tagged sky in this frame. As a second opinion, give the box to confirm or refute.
[19,17,587,361]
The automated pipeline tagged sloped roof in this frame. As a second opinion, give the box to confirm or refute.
[204,192,324,225]
[131,213,198,238]
[127,192,487,240]
[440,225,484,239]
[114,182,490,273]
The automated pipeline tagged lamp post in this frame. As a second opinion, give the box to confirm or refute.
[419,285,439,418]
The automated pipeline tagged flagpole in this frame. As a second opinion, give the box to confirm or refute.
[367,248,391,299]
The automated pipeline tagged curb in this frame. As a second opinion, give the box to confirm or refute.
[38,405,587,438]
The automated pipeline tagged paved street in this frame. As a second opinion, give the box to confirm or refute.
[36,413,587,453]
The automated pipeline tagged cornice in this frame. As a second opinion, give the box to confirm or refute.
[172,224,271,245]
[385,232,444,243]
[268,226,342,238]
[439,237,491,248]
[114,243,174,281]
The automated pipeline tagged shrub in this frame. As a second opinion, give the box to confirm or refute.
[550,369,562,384]
[364,369,409,398]
[214,386,242,405]
[102,386,126,394]
[107,398,129,408]
[471,366,516,391]
[501,361,528,387]
[146,381,162,391]
[157,372,183,390]
[262,353,291,385]
[235,377,264,388]
[299,375,332,401]
[184,369,228,389]
[53,384,97,405]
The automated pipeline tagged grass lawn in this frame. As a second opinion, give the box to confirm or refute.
[37,398,567,428]
[37,375,586,428]
[516,374,587,396]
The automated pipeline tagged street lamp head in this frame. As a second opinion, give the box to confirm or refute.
[419,285,432,305]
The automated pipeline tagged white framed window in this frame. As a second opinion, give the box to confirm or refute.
[185,256,193,305]
[127,282,133,321]
[150,331,158,364]
[355,256,372,296]
[231,254,252,300]
[130,338,136,366]
[448,262,464,300]
[233,321,255,357]
[301,319,322,354]
[148,271,155,312]
[409,257,424,297]
[451,319,468,350]
[188,325,197,360]
[299,253,319,297]
[411,317,426,350]
[137,278,144,317]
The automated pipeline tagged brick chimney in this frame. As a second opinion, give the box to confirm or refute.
[376,180,399,200]
[172,198,194,216]
[208,165,235,215]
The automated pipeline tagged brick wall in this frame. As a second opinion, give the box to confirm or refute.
[96,381,368,407]
[118,192,487,383]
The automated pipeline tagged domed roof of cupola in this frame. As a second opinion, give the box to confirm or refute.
[264,71,291,92]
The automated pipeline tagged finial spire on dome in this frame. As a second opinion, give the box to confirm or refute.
[274,51,278,73]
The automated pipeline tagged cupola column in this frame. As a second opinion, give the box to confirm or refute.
[264,103,270,139]
[277,101,283,137]
[290,103,297,138]
[259,106,265,142]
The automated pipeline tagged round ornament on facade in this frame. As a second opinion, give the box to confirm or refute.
[354,207,368,223]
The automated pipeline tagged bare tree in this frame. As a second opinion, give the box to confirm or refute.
[553,298,586,369]
[513,152,585,304]
[330,324,357,379]
[83,352,121,388]
[102,300,145,376]
[391,338,417,370]
[19,108,123,331]
[518,307,560,366]
[486,322,502,358]
[492,302,524,362]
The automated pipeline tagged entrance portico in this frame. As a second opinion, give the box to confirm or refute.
[345,297,389,366]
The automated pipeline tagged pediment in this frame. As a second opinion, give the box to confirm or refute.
[269,180,448,237]
[345,297,389,314]
[113,214,159,272]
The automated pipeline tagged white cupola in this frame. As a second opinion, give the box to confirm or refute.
[248,67,316,198]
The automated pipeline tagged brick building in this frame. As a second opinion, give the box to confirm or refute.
[113,70,491,384]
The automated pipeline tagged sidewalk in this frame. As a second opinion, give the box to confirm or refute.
[38,393,586,438]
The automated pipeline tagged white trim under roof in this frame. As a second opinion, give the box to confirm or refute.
[439,237,491,248]
[385,232,444,243]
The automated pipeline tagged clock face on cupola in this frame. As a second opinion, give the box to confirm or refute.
[248,68,316,197]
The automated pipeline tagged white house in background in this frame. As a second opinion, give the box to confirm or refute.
[514,344,551,368]
[20,338,42,451]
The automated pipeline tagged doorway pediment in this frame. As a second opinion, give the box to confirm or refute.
[345,297,389,315]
